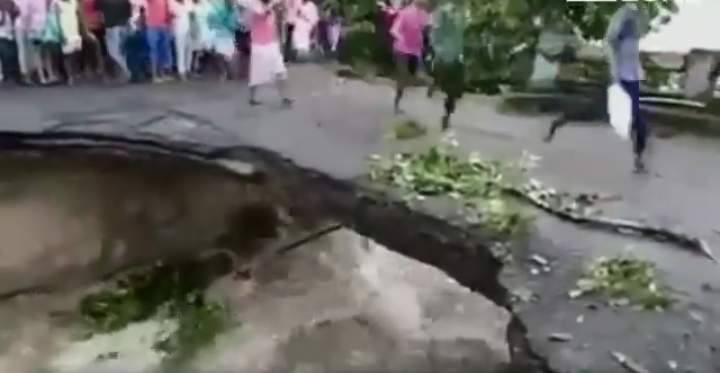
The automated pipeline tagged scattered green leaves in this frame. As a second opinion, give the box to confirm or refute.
[390,119,428,141]
[79,260,229,367]
[571,255,674,311]
[368,133,532,241]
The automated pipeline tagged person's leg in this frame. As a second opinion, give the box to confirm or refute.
[4,38,21,83]
[439,60,465,131]
[14,30,31,83]
[91,28,107,77]
[160,27,173,78]
[283,23,295,62]
[63,51,76,84]
[393,52,416,114]
[620,80,647,172]
[271,42,291,106]
[0,38,11,83]
[145,26,161,81]
[105,26,130,79]
[248,43,261,104]
[174,30,188,80]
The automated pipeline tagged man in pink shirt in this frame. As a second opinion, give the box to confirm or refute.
[140,0,172,82]
[389,0,430,113]
[248,0,291,107]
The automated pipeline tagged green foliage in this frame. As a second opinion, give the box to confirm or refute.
[332,0,678,93]
[79,260,229,367]
[570,254,675,311]
[368,134,532,241]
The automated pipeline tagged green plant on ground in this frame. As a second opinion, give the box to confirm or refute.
[368,133,532,241]
[78,260,229,367]
[570,254,674,311]
[391,119,428,140]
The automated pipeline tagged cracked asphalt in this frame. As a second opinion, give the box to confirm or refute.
[1,64,719,372]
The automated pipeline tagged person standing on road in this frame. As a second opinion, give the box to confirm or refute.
[56,0,85,84]
[79,0,105,79]
[425,2,466,131]
[605,3,647,173]
[389,0,430,114]
[140,0,172,82]
[170,0,193,80]
[206,0,237,80]
[0,0,20,84]
[247,0,291,107]
[94,0,132,81]
[290,0,317,60]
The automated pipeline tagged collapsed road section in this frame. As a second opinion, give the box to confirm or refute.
[0,131,717,373]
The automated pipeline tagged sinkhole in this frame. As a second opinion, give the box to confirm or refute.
[0,138,512,373]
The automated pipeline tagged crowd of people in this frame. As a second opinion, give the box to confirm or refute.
[0,0,341,99]
[0,0,647,172]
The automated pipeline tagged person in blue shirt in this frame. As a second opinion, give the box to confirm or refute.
[605,3,647,173]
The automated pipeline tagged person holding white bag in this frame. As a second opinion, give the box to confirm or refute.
[605,3,648,173]
[543,4,648,173]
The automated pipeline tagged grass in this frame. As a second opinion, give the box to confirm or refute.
[78,259,230,367]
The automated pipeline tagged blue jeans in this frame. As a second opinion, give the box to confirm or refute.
[126,30,150,81]
[619,80,647,156]
[145,26,172,72]
[105,26,130,75]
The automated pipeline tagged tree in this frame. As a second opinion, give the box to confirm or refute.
[333,0,678,94]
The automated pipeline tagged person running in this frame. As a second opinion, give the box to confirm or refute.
[56,0,84,84]
[170,0,193,80]
[605,3,647,173]
[247,0,291,107]
[389,0,430,114]
[94,0,132,81]
[425,2,466,131]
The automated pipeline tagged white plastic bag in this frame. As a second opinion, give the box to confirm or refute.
[607,84,632,140]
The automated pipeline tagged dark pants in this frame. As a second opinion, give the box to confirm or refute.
[620,80,647,156]
[283,24,295,62]
[431,59,465,115]
[126,30,150,82]
[145,26,172,71]
[0,38,20,83]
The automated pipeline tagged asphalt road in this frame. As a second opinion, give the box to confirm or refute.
[1,65,719,372]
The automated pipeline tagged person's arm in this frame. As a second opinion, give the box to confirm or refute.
[389,10,402,40]
[604,6,626,82]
